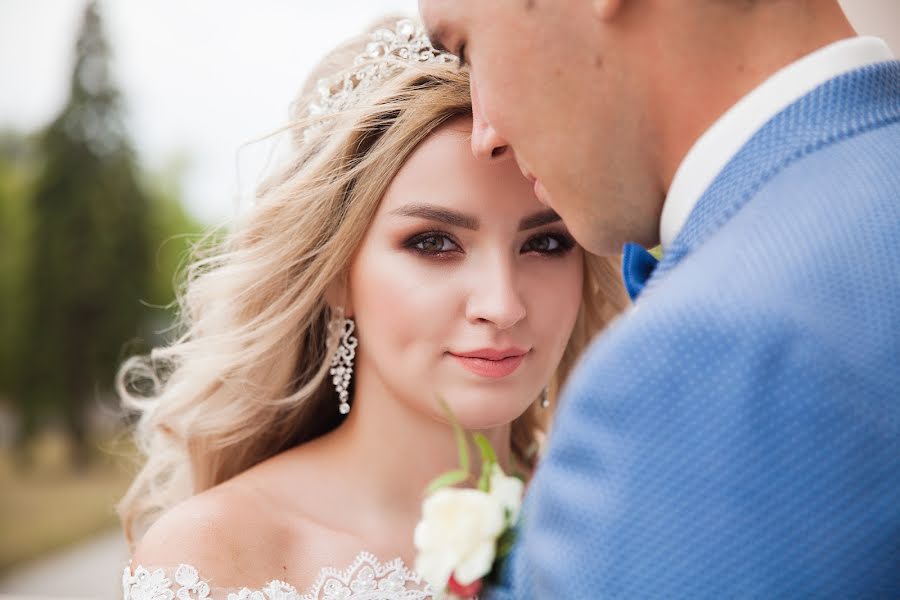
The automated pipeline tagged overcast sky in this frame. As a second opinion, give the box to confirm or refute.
[0,1,418,224]
[1,1,897,224]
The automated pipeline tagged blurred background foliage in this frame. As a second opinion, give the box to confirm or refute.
[0,1,203,572]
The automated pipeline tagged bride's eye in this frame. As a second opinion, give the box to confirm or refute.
[406,232,461,256]
[521,232,575,256]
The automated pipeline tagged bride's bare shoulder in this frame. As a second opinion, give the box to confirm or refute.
[130,447,357,590]
[130,475,289,587]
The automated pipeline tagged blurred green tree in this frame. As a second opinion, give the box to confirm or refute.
[18,0,152,467]
[137,154,207,348]
[0,132,36,406]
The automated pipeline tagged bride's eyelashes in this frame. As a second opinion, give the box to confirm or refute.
[521,230,576,256]
[405,231,464,258]
[401,229,576,259]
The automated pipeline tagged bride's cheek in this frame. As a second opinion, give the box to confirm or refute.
[352,251,458,359]
[530,256,583,352]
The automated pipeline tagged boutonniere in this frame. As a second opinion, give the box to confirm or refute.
[413,401,524,599]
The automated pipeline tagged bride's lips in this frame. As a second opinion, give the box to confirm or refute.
[448,348,529,378]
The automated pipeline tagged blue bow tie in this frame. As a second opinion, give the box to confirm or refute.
[622,242,660,301]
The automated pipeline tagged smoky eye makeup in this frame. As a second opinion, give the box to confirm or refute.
[520,229,577,256]
[402,230,463,258]
[400,227,576,260]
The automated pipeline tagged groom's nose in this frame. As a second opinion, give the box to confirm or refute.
[471,79,509,160]
[472,112,509,160]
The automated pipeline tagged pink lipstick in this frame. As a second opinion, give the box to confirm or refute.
[449,348,528,379]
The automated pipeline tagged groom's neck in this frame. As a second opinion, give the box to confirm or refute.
[642,1,857,194]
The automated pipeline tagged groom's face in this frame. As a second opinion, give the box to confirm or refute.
[420,0,660,255]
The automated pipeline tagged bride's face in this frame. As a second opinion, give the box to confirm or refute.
[346,117,584,429]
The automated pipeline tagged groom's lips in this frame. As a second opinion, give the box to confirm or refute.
[448,348,529,378]
[532,179,551,206]
[521,168,551,207]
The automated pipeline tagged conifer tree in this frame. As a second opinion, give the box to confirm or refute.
[21,1,150,466]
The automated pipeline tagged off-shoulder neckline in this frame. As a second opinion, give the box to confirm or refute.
[123,550,435,599]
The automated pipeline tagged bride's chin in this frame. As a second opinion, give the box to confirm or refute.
[436,394,532,430]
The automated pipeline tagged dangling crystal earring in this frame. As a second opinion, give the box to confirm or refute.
[539,387,550,409]
[329,310,358,415]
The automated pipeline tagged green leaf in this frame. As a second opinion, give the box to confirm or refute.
[477,467,491,492]
[437,396,470,473]
[496,528,518,558]
[473,433,498,466]
[425,469,470,495]
[473,433,498,492]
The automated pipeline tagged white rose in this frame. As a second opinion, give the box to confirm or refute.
[488,465,525,525]
[414,488,505,591]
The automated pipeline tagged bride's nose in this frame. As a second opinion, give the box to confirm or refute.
[464,257,526,330]
[471,80,510,160]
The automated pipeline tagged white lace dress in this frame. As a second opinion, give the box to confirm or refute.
[122,551,438,600]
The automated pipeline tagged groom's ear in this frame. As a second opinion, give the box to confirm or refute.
[592,0,624,21]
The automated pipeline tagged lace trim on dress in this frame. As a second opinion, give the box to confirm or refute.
[122,551,436,600]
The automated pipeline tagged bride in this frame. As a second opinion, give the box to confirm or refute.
[118,18,626,600]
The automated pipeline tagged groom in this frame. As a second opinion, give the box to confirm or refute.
[420,1,900,597]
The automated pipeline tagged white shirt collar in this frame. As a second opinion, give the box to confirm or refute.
[659,36,895,250]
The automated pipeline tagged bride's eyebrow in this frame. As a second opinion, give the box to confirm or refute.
[389,205,561,232]
[519,209,561,231]
[390,204,479,230]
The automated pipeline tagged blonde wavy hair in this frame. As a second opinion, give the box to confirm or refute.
[117,19,628,547]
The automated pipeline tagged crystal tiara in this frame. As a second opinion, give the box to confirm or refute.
[303,19,458,141]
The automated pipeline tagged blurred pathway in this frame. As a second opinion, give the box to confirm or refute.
[0,529,127,600]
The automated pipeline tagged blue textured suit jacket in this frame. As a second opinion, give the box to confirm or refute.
[487,62,900,598]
